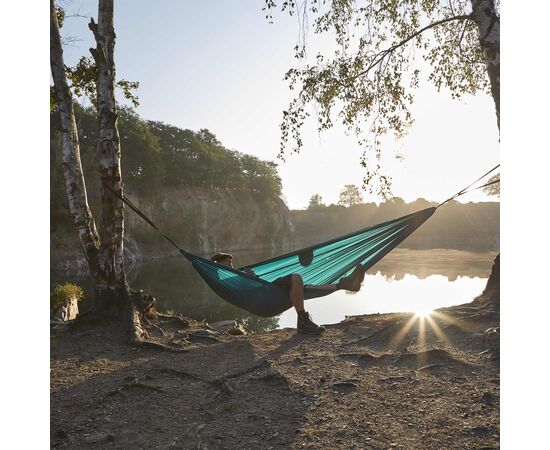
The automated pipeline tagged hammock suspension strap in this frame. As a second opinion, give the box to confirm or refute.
[437,164,500,208]
[101,182,187,255]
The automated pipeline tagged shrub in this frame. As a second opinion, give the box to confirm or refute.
[50,283,84,311]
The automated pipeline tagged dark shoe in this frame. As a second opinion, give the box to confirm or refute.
[337,264,366,291]
[297,311,325,335]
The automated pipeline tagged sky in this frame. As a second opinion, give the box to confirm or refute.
[59,0,500,209]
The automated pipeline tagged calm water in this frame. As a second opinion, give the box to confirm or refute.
[65,248,495,331]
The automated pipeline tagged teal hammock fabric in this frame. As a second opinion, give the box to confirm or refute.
[183,207,436,317]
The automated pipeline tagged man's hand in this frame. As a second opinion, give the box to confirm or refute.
[243,267,256,276]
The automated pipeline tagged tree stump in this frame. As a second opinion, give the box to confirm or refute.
[52,296,79,321]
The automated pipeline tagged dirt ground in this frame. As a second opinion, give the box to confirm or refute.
[51,299,499,449]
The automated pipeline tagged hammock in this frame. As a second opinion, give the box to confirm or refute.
[181,207,435,316]
[109,164,499,317]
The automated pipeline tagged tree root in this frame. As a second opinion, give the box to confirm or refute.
[128,290,190,352]
[343,320,405,346]
[159,368,203,382]
[158,360,279,401]
[416,363,446,372]
[210,360,270,386]
[142,315,167,337]
[185,332,223,343]
[52,289,204,352]
[188,360,272,398]
[50,287,196,354]
[457,310,499,323]
[100,376,165,403]
[132,337,189,352]
[156,313,190,327]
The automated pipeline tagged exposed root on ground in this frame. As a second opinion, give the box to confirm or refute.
[128,289,192,351]
[100,376,165,403]
[51,289,220,353]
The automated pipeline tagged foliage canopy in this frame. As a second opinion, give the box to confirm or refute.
[50,5,139,112]
[338,184,364,207]
[51,106,283,228]
[483,174,500,197]
[265,0,497,198]
[308,193,325,209]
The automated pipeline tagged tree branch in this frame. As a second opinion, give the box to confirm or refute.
[352,14,472,81]
[457,21,477,64]
[88,18,107,66]
[88,17,100,43]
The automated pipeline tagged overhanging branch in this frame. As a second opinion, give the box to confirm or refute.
[352,14,472,81]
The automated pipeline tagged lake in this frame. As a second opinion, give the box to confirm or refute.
[67,248,495,331]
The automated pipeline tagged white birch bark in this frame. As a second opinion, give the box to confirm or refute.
[471,0,500,129]
[89,0,128,304]
[471,0,500,299]
[50,0,101,275]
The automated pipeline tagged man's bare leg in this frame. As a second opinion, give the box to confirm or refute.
[288,274,305,312]
[289,274,326,334]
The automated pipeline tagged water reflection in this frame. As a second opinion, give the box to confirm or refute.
[277,273,488,329]
[56,249,495,332]
[125,252,281,332]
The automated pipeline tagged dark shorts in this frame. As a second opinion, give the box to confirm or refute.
[273,274,293,292]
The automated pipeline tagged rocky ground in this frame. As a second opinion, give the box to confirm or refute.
[51,299,499,449]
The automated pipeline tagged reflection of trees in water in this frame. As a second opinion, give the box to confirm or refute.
[373,249,495,282]
[57,249,493,330]
[128,251,280,330]
[239,315,280,332]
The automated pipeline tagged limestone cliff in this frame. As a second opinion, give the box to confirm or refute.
[51,186,292,278]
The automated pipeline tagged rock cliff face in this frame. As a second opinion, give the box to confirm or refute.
[51,187,292,278]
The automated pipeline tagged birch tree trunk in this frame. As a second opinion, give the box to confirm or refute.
[89,0,129,311]
[471,0,500,302]
[471,0,500,129]
[50,0,101,282]
[51,0,128,316]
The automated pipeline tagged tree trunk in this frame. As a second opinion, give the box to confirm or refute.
[471,0,500,302]
[89,0,129,312]
[482,254,499,302]
[52,1,171,344]
[471,0,500,129]
[51,0,128,316]
[50,0,102,283]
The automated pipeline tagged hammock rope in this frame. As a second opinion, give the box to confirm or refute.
[103,164,499,317]
[437,164,499,208]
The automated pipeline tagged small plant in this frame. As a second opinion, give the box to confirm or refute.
[50,283,84,311]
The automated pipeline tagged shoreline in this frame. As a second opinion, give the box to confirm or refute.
[51,297,499,449]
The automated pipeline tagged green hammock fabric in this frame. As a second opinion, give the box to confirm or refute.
[183,207,436,317]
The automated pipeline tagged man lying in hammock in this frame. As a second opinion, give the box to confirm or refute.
[211,252,366,334]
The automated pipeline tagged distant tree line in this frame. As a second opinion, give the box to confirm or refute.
[292,197,500,252]
[51,105,283,230]
[308,185,366,208]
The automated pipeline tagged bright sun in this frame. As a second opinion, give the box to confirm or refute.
[414,306,433,318]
